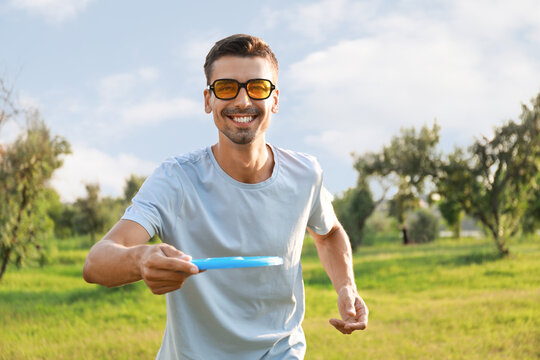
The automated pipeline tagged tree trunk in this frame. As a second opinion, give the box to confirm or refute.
[494,236,510,257]
[402,226,410,245]
[0,247,11,281]
[454,225,461,239]
[490,223,510,257]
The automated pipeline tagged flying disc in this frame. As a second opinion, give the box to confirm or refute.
[191,256,283,270]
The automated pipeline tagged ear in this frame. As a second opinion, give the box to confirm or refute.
[271,88,279,114]
[204,88,212,114]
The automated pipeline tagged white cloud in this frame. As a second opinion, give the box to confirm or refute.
[97,67,160,101]
[50,145,157,203]
[174,33,221,87]
[264,0,375,41]
[284,3,540,158]
[180,37,215,65]
[18,92,43,111]
[267,0,540,43]
[451,0,540,42]
[120,97,201,125]
[95,67,201,127]
[8,0,95,23]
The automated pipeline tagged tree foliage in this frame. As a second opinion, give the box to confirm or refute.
[333,178,376,251]
[123,174,146,203]
[521,172,540,234]
[437,196,463,239]
[354,122,441,244]
[73,184,109,243]
[0,112,70,280]
[437,94,540,256]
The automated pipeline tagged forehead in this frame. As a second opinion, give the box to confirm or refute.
[210,56,277,83]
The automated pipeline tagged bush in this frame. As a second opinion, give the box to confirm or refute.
[333,186,375,251]
[406,208,439,243]
[365,210,398,235]
[362,211,401,245]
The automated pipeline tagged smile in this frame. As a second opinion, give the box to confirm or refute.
[229,115,255,124]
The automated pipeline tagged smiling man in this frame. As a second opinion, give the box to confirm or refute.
[83,34,368,359]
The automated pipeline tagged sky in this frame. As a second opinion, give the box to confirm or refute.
[1,0,540,202]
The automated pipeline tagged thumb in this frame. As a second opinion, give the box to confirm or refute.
[338,287,356,317]
[159,244,191,261]
[344,298,356,317]
[340,291,356,318]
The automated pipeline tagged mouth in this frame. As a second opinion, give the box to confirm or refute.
[227,115,257,125]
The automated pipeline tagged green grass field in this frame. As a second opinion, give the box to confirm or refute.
[1,235,539,359]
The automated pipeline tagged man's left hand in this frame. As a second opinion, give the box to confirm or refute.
[329,286,369,334]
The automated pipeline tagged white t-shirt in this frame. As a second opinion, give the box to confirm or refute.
[122,144,337,360]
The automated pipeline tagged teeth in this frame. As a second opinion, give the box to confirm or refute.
[231,116,254,123]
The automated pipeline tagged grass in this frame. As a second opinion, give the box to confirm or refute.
[1,235,539,359]
[302,236,540,359]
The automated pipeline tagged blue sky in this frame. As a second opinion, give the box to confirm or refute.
[1,0,540,202]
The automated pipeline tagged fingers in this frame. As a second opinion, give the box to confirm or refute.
[150,284,184,295]
[345,320,367,331]
[147,244,198,274]
[329,318,367,334]
[329,318,356,335]
[143,268,190,283]
[140,244,201,295]
[155,256,199,274]
[332,291,369,334]
[355,297,369,328]
[329,318,351,334]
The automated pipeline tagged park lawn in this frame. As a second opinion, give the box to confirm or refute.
[302,236,540,359]
[0,236,539,359]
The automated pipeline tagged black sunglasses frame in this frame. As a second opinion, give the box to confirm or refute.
[208,78,276,100]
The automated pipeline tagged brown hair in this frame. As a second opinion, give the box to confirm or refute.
[203,34,279,85]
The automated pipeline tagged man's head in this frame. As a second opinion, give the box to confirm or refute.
[204,34,279,85]
[203,34,280,146]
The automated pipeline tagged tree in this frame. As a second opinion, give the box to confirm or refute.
[521,172,540,234]
[123,174,146,203]
[0,78,19,130]
[0,112,70,281]
[73,184,108,243]
[354,122,441,244]
[333,178,377,251]
[437,94,540,256]
[437,196,463,239]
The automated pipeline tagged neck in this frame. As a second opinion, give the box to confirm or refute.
[212,136,274,184]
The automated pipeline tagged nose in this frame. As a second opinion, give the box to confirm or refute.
[232,87,252,107]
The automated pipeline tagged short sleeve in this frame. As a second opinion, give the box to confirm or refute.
[307,181,338,235]
[122,160,182,239]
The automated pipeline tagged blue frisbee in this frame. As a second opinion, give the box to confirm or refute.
[191,256,283,270]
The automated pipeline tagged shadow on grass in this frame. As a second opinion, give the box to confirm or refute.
[301,245,503,288]
[0,282,142,309]
[437,251,502,266]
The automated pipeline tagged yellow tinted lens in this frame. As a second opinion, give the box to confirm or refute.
[214,80,239,99]
[247,80,271,99]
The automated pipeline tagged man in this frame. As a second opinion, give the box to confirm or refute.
[83,34,368,359]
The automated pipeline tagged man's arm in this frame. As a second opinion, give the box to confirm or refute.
[83,219,200,294]
[308,223,369,334]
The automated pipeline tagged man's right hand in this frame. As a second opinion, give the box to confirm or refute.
[84,220,201,293]
[139,243,201,295]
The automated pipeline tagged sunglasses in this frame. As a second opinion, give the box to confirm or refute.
[208,78,276,100]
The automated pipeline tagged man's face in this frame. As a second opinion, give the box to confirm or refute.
[204,56,279,146]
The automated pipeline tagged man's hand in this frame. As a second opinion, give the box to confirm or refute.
[139,243,200,295]
[329,286,369,334]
